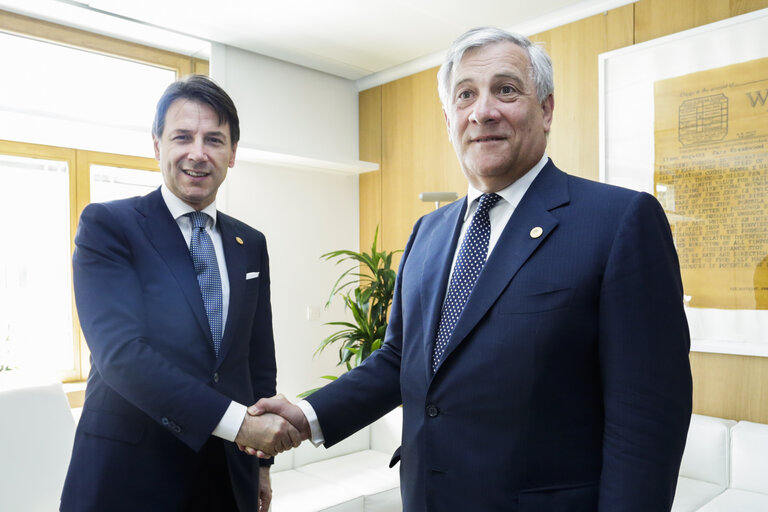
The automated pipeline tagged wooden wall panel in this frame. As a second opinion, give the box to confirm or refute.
[691,352,768,423]
[635,0,728,43]
[380,67,463,260]
[359,87,382,253]
[732,0,768,15]
[530,6,634,180]
[634,0,768,43]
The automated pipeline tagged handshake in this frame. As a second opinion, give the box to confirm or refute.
[234,395,310,458]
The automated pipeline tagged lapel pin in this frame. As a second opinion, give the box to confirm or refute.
[530,227,543,239]
[235,237,244,245]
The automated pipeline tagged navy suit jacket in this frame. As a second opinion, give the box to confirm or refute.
[307,160,692,511]
[61,188,276,511]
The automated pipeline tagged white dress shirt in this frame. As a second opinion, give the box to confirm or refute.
[160,185,246,442]
[300,154,549,446]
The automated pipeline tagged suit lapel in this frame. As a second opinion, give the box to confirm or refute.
[216,215,247,365]
[435,162,570,373]
[136,189,212,344]
[420,199,466,378]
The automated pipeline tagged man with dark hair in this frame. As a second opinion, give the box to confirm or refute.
[252,28,692,511]
[61,75,299,512]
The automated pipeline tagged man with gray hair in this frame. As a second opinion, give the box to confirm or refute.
[253,27,692,511]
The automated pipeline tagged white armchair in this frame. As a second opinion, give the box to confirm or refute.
[0,380,76,511]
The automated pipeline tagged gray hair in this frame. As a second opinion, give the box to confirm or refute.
[437,27,554,108]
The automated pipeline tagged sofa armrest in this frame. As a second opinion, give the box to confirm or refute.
[678,413,736,487]
[730,420,768,494]
[370,407,402,455]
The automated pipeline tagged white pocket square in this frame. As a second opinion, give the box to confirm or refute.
[246,272,260,280]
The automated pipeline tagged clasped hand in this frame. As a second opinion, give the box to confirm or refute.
[235,394,310,457]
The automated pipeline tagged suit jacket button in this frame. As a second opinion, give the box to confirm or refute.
[213,372,220,383]
[426,405,439,417]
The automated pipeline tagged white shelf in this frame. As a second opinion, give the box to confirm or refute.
[236,147,379,175]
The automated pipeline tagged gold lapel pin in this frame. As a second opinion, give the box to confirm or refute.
[235,237,244,245]
[530,227,543,239]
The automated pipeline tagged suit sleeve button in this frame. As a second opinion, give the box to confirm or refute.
[426,405,439,417]
[213,372,220,383]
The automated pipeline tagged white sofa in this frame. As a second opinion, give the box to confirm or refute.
[9,378,768,512]
[273,409,768,512]
[270,408,402,512]
[673,414,768,511]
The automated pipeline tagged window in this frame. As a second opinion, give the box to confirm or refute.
[0,11,206,382]
[0,141,161,381]
[91,165,164,203]
[0,31,176,132]
[0,151,73,375]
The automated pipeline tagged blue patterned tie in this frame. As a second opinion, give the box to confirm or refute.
[432,193,502,372]
[187,211,223,356]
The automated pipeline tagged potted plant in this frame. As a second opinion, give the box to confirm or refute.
[300,227,400,397]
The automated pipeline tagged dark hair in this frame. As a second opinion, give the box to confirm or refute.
[152,75,240,146]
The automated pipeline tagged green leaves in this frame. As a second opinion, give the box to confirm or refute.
[296,375,338,399]
[302,227,400,396]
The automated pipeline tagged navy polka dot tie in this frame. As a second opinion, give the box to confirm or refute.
[187,211,223,356]
[432,193,502,372]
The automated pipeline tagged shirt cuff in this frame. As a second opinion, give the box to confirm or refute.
[297,399,325,446]
[212,401,247,442]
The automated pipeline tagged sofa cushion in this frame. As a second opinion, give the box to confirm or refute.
[696,488,768,512]
[730,421,768,494]
[270,469,364,511]
[363,487,402,512]
[271,449,294,473]
[370,407,402,456]
[293,425,370,467]
[672,476,725,512]
[678,414,736,486]
[298,450,400,498]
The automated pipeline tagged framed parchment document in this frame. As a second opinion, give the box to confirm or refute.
[599,8,768,357]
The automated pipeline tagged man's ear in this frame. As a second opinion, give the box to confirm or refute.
[152,136,161,161]
[541,94,554,133]
[443,108,451,136]
[229,142,238,168]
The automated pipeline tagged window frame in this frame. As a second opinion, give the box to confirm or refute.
[0,140,78,380]
[1,140,161,382]
[0,9,208,77]
[75,151,163,379]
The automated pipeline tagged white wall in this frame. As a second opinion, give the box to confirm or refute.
[224,162,359,398]
[211,43,362,399]
[211,43,359,162]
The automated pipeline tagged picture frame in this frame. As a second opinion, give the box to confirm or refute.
[598,8,768,357]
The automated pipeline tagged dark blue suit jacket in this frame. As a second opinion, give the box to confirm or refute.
[307,160,692,511]
[61,188,276,511]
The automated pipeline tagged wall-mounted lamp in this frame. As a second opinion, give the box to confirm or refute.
[419,192,459,210]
